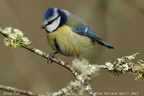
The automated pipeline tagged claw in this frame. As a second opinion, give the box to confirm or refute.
[47,52,58,63]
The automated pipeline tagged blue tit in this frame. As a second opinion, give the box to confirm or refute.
[41,7,114,58]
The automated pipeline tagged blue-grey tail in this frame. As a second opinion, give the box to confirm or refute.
[97,40,114,49]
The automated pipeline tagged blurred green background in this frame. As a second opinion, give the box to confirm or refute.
[0,0,144,96]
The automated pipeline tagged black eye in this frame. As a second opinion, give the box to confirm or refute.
[47,20,54,25]
[47,16,60,26]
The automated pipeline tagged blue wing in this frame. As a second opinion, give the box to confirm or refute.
[72,27,114,49]
[72,27,101,42]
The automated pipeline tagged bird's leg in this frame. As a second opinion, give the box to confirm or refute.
[47,52,58,63]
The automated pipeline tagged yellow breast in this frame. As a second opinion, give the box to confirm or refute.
[47,25,94,56]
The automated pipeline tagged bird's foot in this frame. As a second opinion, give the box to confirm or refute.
[46,52,58,63]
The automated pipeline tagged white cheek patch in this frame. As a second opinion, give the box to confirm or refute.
[46,17,61,32]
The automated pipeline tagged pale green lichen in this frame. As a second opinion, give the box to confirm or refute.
[72,58,99,77]
[69,80,82,91]
[105,53,144,80]
[3,27,31,48]
[71,59,99,95]
[132,60,144,80]
[111,53,139,73]
[35,49,44,56]
[105,62,114,70]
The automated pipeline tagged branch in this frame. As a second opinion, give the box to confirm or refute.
[0,85,39,96]
[0,27,78,77]
[0,26,144,96]
[104,53,144,80]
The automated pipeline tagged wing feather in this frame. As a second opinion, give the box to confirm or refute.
[66,14,114,49]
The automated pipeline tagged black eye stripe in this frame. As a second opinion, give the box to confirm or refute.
[46,15,60,26]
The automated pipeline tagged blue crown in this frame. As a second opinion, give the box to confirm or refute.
[43,8,54,20]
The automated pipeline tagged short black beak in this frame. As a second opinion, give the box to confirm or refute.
[41,25,45,29]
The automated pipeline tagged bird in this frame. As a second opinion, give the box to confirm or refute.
[41,7,114,59]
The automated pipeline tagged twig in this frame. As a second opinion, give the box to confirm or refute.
[23,45,78,76]
[0,85,39,96]
[0,27,78,77]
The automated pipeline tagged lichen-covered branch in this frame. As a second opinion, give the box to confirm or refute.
[0,26,144,96]
[104,53,144,80]
[0,85,39,96]
[0,27,78,77]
